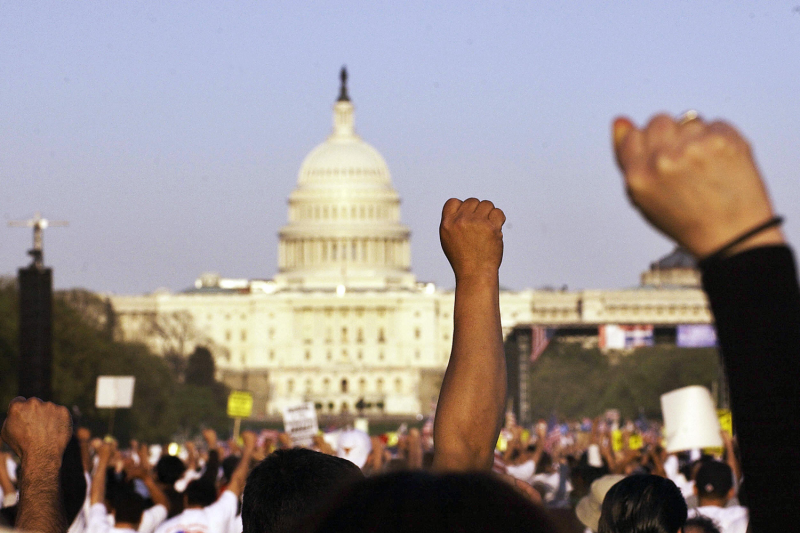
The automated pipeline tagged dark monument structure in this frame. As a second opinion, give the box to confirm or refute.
[9,213,67,400]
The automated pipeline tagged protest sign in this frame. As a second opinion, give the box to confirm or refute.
[96,376,136,408]
[718,409,732,435]
[628,433,644,450]
[227,391,253,418]
[661,385,722,453]
[282,402,319,447]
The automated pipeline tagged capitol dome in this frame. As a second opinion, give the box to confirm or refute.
[276,69,414,290]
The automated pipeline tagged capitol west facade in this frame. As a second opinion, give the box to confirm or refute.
[110,73,713,419]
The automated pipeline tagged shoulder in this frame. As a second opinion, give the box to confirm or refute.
[204,491,239,521]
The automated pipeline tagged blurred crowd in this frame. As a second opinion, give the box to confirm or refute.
[2,112,799,533]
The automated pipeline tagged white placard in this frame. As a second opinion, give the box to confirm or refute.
[661,385,722,453]
[95,376,136,408]
[282,402,319,447]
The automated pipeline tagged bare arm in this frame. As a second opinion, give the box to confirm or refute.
[1,397,73,533]
[432,198,507,472]
[132,445,171,512]
[721,431,742,483]
[90,443,113,505]
[225,431,255,498]
[76,428,92,474]
[0,452,14,499]
[530,423,546,467]
[200,429,220,486]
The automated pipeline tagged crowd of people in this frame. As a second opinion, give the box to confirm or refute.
[1,112,798,532]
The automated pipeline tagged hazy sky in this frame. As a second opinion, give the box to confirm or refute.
[2,1,799,294]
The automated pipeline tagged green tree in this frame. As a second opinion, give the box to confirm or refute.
[0,280,231,442]
[528,340,719,420]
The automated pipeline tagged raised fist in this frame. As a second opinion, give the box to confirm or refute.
[613,114,783,259]
[1,397,72,462]
[440,198,505,281]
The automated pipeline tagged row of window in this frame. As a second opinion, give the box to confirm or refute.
[291,202,397,222]
[222,326,421,345]
[281,237,407,267]
[285,376,404,395]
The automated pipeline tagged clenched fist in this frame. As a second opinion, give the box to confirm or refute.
[1,397,72,463]
[613,114,783,259]
[440,198,506,281]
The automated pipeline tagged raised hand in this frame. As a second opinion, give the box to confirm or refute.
[433,198,507,472]
[440,198,506,281]
[613,114,783,259]
[1,397,72,462]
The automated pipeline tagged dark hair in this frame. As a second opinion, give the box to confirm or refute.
[156,455,186,485]
[302,470,559,533]
[694,461,733,500]
[185,479,218,507]
[111,485,146,526]
[242,448,363,533]
[598,474,687,533]
[536,452,553,474]
[684,516,722,533]
[221,455,240,483]
[60,436,88,527]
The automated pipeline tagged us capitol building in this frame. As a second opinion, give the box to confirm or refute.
[110,70,713,420]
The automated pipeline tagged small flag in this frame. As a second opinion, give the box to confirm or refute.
[531,326,554,362]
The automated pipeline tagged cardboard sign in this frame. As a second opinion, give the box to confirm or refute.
[718,409,732,435]
[611,429,623,452]
[661,386,722,453]
[96,376,136,408]
[282,402,319,446]
[227,391,253,418]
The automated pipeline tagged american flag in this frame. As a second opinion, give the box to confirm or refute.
[530,326,554,362]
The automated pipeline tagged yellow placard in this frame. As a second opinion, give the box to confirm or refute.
[611,430,623,452]
[718,409,732,435]
[496,433,508,452]
[227,391,253,418]
[628,434,643,450]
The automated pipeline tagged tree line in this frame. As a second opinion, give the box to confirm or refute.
[0,279,230,442]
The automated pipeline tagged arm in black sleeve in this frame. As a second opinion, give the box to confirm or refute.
[701,245,800,532]
[198,449,219,486]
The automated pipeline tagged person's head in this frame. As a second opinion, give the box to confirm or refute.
[575,474,626,532]
[222,455,240,484]
[694,461,734,505]
[184,479,218,508]
[110,485,146,528]
[300,470,556,533]
[684,516,722,533]
[242,448,364,533]
[535,452,553,474]
[303,470,559,533]
[598,474,687,533]
[155,454,186,486]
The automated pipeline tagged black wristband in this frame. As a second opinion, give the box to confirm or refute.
[698,216,784,269]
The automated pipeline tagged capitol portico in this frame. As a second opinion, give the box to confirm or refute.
[110,70,713,420]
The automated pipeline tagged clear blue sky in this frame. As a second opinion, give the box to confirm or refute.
[2,1,799,294]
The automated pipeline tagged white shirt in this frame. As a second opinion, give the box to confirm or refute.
[505,459,536,484]
[689,505,749,533]
[138,504,168,533]
[230,514,242,533]
[154,491,238,533]
[86,503,138,533]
